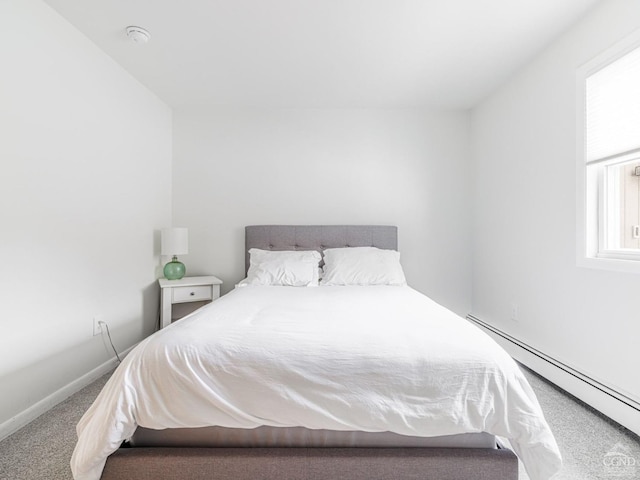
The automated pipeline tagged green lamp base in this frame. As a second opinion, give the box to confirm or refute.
[164,256,186,280]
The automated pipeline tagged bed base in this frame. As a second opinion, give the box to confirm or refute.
[101,447,518,480]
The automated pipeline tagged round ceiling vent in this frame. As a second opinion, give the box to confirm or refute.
[126,26,151,44]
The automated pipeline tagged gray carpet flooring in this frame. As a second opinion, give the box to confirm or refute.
[516,369,640,480]
[0,372,110,480]
[0,366,638,480]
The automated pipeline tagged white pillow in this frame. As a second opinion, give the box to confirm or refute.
[243,249,321,286]
[320,247,406,286]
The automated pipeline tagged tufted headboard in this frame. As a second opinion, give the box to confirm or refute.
[245,225,398,274]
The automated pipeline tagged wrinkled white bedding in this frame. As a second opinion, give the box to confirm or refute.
[71,286,561,480]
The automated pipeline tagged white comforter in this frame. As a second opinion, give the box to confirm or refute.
[71,286,561,480]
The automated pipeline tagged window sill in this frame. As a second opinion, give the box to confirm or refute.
[578,254,640,274]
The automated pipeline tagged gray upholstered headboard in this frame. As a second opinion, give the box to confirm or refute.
[245,225,398,273]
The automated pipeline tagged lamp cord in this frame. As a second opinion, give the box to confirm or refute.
[99,321,122,363]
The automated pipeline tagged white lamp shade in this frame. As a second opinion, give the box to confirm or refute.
[161,228,189,256]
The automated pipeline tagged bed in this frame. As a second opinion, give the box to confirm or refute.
[71,225,561,480]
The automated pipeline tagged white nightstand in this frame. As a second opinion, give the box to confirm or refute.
[159,275,223,329]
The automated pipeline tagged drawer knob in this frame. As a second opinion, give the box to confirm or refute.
[190,292,195,296]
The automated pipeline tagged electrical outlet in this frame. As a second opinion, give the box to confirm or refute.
[510,303,519,322]
[93,316,103,336]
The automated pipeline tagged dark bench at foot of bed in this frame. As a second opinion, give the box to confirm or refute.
[101,447,518,480]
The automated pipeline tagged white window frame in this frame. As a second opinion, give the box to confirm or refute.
[577,30,640,274]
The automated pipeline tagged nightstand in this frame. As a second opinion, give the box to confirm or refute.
[159,275,223,328]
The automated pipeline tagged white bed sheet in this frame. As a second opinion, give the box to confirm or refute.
[71,285,561,480]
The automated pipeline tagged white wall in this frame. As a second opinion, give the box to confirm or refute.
[173,108,471,315]
[471,0,640,428]
[0,0,172,431]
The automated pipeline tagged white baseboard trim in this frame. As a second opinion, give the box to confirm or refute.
[0,346,135,442]
[467,314,640,437]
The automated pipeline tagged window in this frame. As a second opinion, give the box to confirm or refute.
[592,154,640,256]
[578,33,640,271]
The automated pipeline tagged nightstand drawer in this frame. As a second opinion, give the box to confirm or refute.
[172,285,212,304]
[159,276,223,329]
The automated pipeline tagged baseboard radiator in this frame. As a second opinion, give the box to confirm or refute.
[467,314,640,436]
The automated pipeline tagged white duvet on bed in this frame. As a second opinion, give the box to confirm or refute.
[71,285,561,480]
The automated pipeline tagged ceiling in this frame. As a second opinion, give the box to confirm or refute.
[43,0,601,109]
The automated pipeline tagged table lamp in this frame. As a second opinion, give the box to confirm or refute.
[161,227,188,280]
